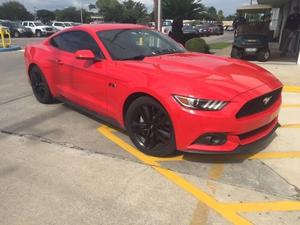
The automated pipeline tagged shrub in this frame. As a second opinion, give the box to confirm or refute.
[185,38,210,53]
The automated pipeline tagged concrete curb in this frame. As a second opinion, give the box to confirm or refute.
[0,45,22,52]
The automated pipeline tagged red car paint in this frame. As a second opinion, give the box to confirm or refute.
[24,24,283,152]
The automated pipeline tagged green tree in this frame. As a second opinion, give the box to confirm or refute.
[122,0,147,23]
[225,14,236,21]
[37,9,55,24]
[162,0,204,44]
[96,0,148,23]
[96,0,123,22]
[55,7,91,23]
[207,6,217,21]
[217,10,224,21]
[0,1,33,21]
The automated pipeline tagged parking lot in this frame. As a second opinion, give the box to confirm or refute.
[1,37,300,225]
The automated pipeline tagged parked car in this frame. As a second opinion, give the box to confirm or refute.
[24,24,283,156]
[51,21,73,31]
[22,21,56,37]
[51,21,66,31]
[0,20,33,38]
[195,25,210,36]
[182,25,199,35]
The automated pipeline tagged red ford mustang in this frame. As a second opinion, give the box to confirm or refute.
[24,24,282,156]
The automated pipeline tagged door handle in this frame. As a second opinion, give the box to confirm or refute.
[56,59,64,65]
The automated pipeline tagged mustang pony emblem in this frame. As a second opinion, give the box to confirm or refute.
[263,96,272,105]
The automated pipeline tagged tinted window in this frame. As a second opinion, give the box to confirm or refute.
[23,22,28,26]
[50,31,103,58]
[54,23,63,26]
[97,29,185,60]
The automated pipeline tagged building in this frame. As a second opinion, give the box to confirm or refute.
[258,0,300,64]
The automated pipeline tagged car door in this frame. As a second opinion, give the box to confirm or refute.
[49,31,108,115]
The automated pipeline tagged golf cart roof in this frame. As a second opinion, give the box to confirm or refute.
[237,4,272,13]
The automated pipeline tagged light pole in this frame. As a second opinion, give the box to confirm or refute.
[80,0,83,23]
[154,0,162,32]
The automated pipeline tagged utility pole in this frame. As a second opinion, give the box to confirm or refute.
[80,0,83,23]
[250,0,253,5]
[154,0,162,32]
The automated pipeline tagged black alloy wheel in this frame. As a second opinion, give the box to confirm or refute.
[125,96,176,156]
[30,66,54,104]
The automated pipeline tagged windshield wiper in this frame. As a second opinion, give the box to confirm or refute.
[121,55,146,60]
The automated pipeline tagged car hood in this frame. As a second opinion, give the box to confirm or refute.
[124,52,281,100]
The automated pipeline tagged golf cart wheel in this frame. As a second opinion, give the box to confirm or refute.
[257,49,270,62]
[231,47,243,59]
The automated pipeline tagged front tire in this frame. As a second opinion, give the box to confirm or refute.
[125,96,176,157]
[231,47,243,59]
[29,66,55,104]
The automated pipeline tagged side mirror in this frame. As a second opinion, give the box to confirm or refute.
[75,49,97,61]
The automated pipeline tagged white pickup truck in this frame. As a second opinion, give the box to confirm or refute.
[22,21,56,37]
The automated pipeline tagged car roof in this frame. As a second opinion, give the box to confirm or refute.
[72,23,148,32]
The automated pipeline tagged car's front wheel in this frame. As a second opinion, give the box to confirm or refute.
[30,66,55,104]
[125,96,176,156]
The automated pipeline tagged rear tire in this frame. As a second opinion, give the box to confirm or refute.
[257,49,270,62]
[29,66,55,104]
[36,30,42,37]
[14,31,20,38]
[231,47,243,59]
[125,96,176,157]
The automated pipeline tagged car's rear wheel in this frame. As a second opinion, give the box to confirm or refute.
[36,30,42,37]
[257,48,270,62]
[125,96,176,156]
[30,66,55,104]
[14,31,20,38]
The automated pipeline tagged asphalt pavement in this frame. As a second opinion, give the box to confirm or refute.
[0,36,300,225]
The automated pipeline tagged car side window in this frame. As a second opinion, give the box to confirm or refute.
[29,23,34,27]
[23,22,28,26]
[50,31,104,58]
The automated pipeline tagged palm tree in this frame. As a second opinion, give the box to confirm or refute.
[162,0,204,44]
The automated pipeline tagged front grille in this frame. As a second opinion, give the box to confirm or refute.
[46,28,52,31]
[236,88,282,118]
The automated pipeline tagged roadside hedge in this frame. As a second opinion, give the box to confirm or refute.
[185,38,210,53]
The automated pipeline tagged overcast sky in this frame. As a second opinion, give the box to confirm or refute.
[0,0,252,16]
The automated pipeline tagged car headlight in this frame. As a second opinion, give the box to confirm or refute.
[173,95,228,111]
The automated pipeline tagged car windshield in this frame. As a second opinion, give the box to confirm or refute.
[34,22,44,26]
[97,29,185,60]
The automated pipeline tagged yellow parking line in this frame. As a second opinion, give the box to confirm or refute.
[248,151,300,159]
[280,124,300,128]
[97,126,159,167]
[226,201,300,212]
[98,125,300,225]
[98,125,252,225]
[282,104,300,108]
[283,86,300,93]
[154,166,252,225]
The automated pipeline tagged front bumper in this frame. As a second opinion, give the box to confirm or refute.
[170,84,282,153]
